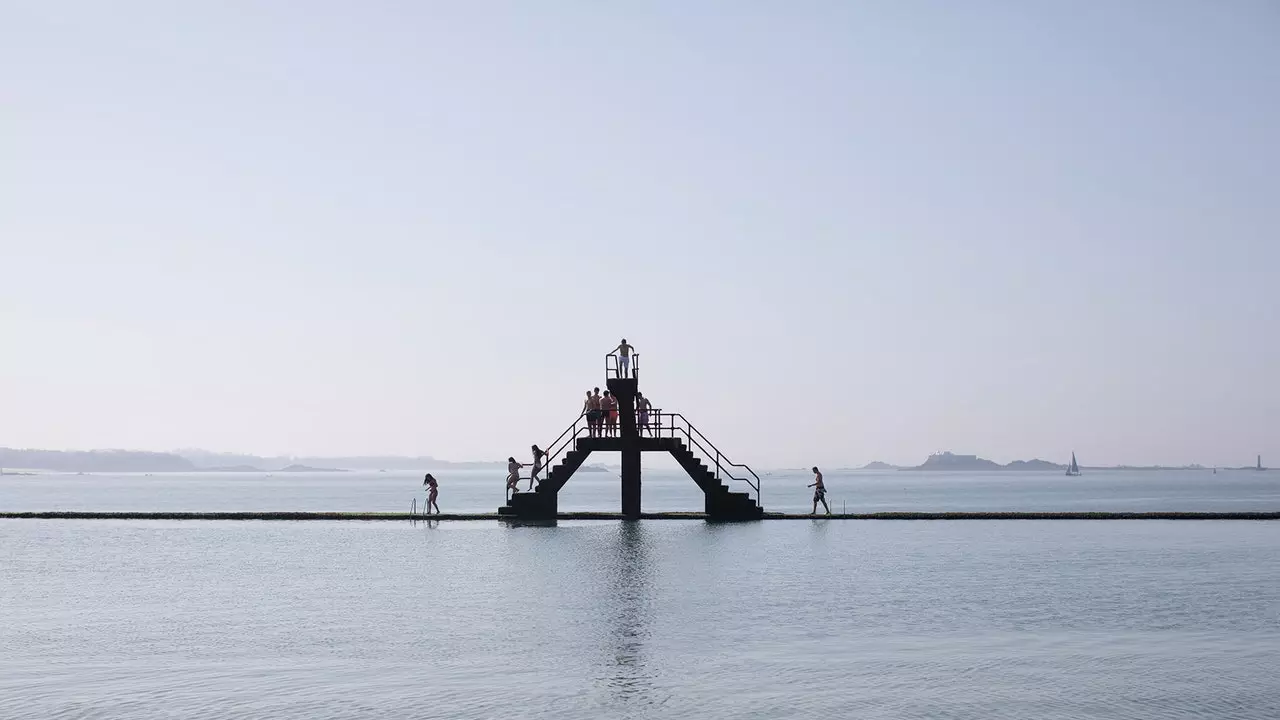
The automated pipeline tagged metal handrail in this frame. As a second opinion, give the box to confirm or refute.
[539,412,589,487]
[642,409,761,504]
[536,406,762,503]
[605,352,640,380]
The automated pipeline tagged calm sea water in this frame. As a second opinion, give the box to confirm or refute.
[2,519,1279,719]
[2,466,1278,514]
[4,472,1279,718]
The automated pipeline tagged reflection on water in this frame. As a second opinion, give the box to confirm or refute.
[601,522,655,705]
[2,519,1279,719]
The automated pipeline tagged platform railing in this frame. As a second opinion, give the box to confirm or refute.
[534,406,761,505]
[605,352,639,380]
[537,411,591,490]
[505,476,538,502]
[644,410,761,506]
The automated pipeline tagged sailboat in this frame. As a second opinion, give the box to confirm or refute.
[1065,452,1081,476]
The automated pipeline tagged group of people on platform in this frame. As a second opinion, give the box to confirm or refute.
[583,340,644,438]
[583,389,654,439]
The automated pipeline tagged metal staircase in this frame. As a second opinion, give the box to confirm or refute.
[498,355,763,520]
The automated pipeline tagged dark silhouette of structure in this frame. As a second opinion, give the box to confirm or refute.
[499,354,763,521]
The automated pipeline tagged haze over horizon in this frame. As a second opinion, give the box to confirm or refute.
[3,2,1277,470]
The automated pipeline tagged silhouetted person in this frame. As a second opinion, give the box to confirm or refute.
[604,390,619,437]
[809,466,831,515]
[636,392,653,436]
[423,473,440,514]
[507,456,524,495]
[588,387,603,437]
[529,445,545,490]
[612,338,635,377]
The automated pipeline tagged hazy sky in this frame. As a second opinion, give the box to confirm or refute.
[2,1,1277,468]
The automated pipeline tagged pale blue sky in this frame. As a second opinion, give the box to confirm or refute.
[2,1,1277,467]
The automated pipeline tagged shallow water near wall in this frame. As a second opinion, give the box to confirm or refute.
[4,518,1279,719]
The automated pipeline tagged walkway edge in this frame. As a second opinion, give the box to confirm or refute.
[2,511,1278,521]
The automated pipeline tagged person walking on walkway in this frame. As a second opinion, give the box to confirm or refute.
[529,445,546,490]
[612,338,635,377]
[809,466,831,515]
[423,473,440,515]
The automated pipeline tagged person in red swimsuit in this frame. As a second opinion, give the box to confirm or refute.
[604,391,619,437]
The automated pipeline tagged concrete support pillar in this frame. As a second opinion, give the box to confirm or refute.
[621,447,641,519]
[610,378,640,519]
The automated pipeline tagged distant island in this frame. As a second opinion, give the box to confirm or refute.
[0,449,196,473]
[856,456,1064,471]
[1003,459,1063,471]
[904,452,1065,471]
[897,452,1234,472]
[579,464,612,473]
[914,452,1007,471]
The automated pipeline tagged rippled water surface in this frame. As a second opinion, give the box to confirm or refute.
[3,519,1279,719]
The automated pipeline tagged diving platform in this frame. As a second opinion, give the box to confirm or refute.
[499,354,764,521]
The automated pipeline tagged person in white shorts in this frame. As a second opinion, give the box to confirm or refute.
[612,338,635,377]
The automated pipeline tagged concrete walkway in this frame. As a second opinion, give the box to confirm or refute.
[3,511,1278,521]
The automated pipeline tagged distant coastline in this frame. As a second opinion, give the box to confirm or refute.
[1,447,1268,475]
[0,448,504,474]
[851,451,1254,473]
